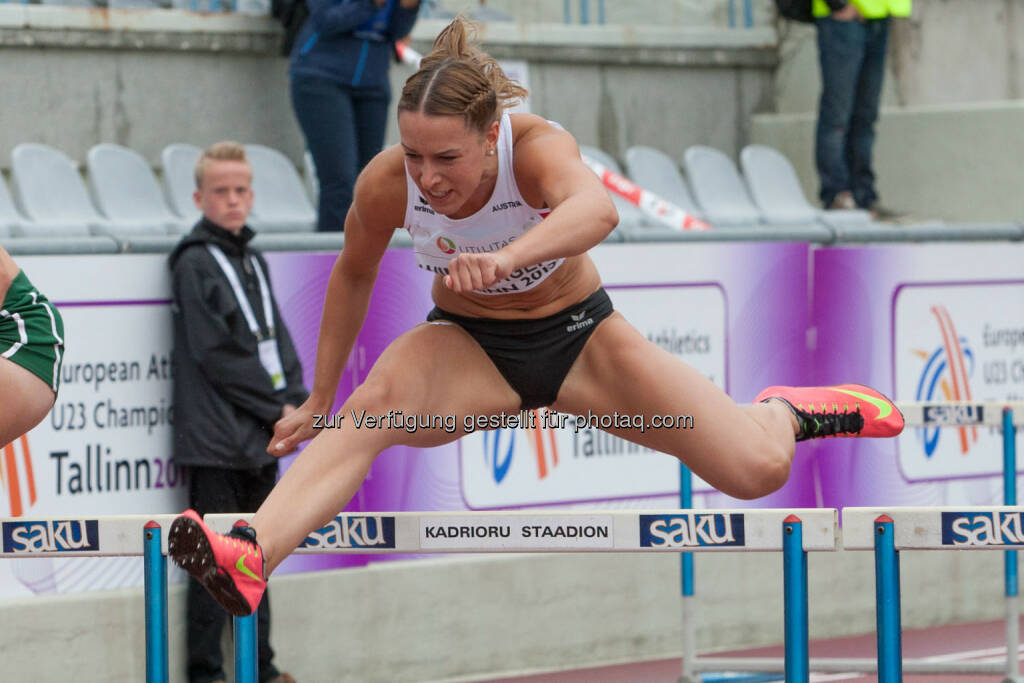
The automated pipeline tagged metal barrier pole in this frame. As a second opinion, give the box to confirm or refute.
[874,515,902,683]
[679,464,697,683]
[783,516,808,683]
[143,522,169,683]
[234,612,258,683]
[1005,407,1020,683]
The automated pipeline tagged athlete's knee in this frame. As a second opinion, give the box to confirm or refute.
[347,374,405,414]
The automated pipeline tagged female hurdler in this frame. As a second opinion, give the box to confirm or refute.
[168,17,903,617]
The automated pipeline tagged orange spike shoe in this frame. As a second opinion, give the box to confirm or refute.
[168,509,266,617]
[754,383,905,441]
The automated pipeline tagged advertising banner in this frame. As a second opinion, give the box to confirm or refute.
[813,244,1024,510]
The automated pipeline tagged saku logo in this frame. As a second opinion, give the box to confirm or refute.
[911,305,978,457]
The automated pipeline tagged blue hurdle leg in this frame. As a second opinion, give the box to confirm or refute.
[680,464,697,683]
[143,522,169,683]
[234,611,258,683]
[1004,407,1020,683]
[874,515,902,683]
[783,516,808,683]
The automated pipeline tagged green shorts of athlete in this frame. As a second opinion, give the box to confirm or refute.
[1,269,64,393]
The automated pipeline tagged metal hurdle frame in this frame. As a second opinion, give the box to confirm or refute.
[844,505,1024,682]
[205,508,837,683]
[679,401,1024,682]
[0,508,835,683]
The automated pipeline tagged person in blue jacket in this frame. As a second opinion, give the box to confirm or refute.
[289,0,420,232]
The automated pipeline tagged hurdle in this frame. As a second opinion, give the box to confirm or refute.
[844,505,1024,682]
[205,508,836,683]
[0,514,178,683]
[679,401,1023,682]
[0,508,834,682]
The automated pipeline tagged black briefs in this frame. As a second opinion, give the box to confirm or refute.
[426,287,614,410]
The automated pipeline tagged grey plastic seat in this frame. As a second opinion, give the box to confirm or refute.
[0,174,24,238]
[10,143,124,237]
[245,144,317,233]
[683,145,763,228]
[578,145,652,230]
[160,144,203,225]
[87,144,192,236]
[623,145,705,220]
[740,144,871,227]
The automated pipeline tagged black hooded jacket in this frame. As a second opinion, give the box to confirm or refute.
[168,218,308,469]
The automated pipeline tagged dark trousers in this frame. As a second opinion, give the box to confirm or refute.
[290,74,390,232]
[187,464,280,683]
[814,16,890,208]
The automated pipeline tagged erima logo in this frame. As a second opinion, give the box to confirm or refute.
[300,515,396,549]
[639,513,745,548]
[492,200,523,212]
[942,511,1024,546]
[2,519,100,553]
[566,309,594,333]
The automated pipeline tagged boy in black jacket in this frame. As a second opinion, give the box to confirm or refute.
[169,141,304,683]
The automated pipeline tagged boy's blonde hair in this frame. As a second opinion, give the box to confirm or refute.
[194,141,250,189]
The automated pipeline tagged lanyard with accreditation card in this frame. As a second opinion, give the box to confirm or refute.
[206,245,287,390]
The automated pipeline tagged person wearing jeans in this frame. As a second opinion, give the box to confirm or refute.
[813,0,910,218]
[289,0,420,232]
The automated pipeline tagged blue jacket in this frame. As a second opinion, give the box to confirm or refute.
[289,0,419,93]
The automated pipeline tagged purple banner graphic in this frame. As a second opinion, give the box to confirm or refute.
[812,244,1024,510]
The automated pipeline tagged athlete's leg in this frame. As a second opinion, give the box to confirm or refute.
[0,358,56,447]
[551,313,798,500]
[251,320,521,573]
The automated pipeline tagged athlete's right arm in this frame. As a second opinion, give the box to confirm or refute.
[269,148,406,455]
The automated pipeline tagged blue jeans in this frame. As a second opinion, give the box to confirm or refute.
[814,17,890,208]
[290,74,389,232]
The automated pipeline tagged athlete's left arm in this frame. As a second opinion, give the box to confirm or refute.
[442,123,617,294]
[504,125,618,268]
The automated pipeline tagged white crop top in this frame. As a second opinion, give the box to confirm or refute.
[402,113,563,296]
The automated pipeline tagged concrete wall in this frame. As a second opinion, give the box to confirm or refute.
[750,101,1024,223]
[755,0,1024,222]
[772,0,1024,115]
[0,8,775,176]
[0,547,1006,682]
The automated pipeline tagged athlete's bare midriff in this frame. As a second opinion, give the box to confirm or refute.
[429,253,603,319]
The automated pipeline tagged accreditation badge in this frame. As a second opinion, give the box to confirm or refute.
[258,337,286,390]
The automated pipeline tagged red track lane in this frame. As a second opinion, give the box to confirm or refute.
[479,617,1024,682]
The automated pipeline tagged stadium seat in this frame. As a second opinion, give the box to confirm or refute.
[9,143,136,237]
[0,174,25,238]
[623,145,705,221]
[578,145,653,230]
[740,144,871,227]
[244,144,317,233]
[682,145,764,227]
[87,144,192,236]
[160,143,203,225]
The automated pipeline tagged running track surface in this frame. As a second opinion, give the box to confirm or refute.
[479,617,1023,682]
